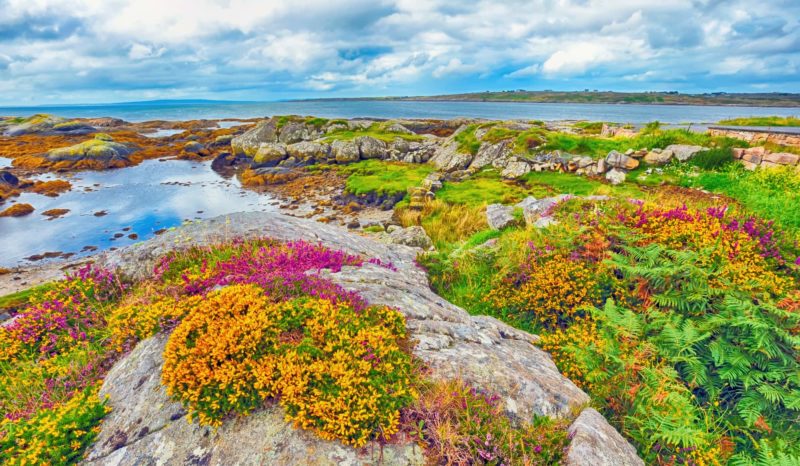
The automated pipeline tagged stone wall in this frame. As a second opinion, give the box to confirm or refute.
[708,127,800,148]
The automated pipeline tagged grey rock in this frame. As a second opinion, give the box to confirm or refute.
[429,126,473,172]
[564,408,644,466]
[231,119,278,157]
[390,138,411,155]
[252,143,288,167]
[533,216,558,228]
[486,204,516,230]
[388,225,433,249]
[346,119,374,130]
[517,195,569,226]
[605,151,639,170]
[643,149,673,165]
[183,141,204,153]
[605,168,627,185]
[384,122,414,135]
[500,159,531,179]
[286,141,330,162]
[664,144,707,162]
[331,140,360,163]
[356,136,388,159]
[470,141,510,171]
[278,122,311,144]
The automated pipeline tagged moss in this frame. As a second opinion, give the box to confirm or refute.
[335,159,434,196]
[454,124,482,155]
[93,133,114,141]
[362,225,385,233]
[324,123,424,143]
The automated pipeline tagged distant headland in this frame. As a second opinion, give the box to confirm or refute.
[296,90,800,107]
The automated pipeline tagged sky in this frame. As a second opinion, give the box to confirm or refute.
[0,0,798,105]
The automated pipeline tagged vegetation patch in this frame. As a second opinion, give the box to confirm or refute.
[718,116,800,127]
[403,379,571,465]
[324,122,424,143]
[422,198,800,464]
[540,125,746,158]
[333,159,434,197]
[454,124,483,155]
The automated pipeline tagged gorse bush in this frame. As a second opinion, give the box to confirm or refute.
[162,285,415,446]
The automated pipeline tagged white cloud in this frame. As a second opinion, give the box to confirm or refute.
[128,43,166,60]
[0,0,798,104]
[506,64,541,78]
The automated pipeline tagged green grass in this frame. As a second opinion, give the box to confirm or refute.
[436,169,643,207]
[454,124,483,155]
[335,159,434,197]
[680,164,800,236]
[0,284,53,312]
[572,121,606,134]
[323,122,424,143]
[718,116,800,127]
[436,170,529,205]
[539,128,747,158]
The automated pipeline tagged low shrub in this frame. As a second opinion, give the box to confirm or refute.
[0,385,109,465]
[161,284,416,446]
[403,379,571,465]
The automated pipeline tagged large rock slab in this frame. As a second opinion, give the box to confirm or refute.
[564,408,644,466]
[91,211,639,464]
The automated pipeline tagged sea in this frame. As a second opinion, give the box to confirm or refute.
[0,100,797,124]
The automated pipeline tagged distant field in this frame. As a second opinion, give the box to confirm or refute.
[717,115,800,126]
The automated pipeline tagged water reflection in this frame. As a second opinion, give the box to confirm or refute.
[0,159,278,267]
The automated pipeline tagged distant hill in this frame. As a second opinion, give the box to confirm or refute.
[302,91,800,107]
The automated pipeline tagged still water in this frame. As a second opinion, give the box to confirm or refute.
[1,100,797,124]
[0,158,278,267]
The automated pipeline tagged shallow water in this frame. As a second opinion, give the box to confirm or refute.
[141,129,185,138]
[0,159,279,267]
[1,101,797,124]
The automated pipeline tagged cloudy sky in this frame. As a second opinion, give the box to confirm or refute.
[0,0,798,105]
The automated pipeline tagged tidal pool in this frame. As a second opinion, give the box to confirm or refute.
[0,159,279,267]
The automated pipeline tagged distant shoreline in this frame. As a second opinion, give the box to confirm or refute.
[292,91,800,108]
